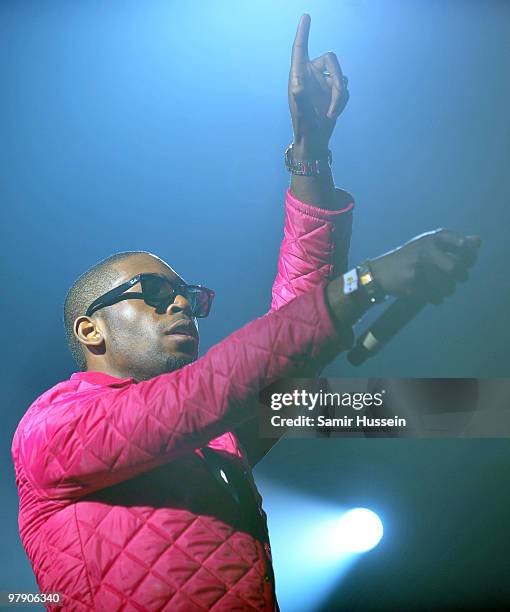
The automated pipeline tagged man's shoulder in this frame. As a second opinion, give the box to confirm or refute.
[11,375,109,449]
[11,377,73,453]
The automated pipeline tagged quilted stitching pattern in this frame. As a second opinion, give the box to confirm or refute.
[11,189,353,611]
[271,187,353,310]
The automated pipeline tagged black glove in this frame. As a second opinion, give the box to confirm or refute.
[368,229,481,305]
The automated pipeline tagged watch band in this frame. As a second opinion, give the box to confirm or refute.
[356,261,387,304]
[284,143,332,176]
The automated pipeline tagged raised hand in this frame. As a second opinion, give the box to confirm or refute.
[289,13,349,157]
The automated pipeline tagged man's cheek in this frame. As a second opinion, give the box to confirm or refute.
[114,299,140,321]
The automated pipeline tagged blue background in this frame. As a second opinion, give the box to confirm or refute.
[2,1,509,609]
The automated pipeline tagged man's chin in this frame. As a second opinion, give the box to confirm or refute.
[164,353,196,372]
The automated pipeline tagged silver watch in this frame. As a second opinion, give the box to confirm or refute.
[284,143,332,176]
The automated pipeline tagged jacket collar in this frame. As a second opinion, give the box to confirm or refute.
[70,371,137,387]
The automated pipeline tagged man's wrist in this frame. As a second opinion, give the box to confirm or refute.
[292,140,330,160]
[326,273,374,330]
[287,139,337,210]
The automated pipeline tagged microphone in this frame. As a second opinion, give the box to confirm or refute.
[347,297,426,366]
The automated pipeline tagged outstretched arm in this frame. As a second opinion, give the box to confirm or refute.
[14,283,348,501]
[288,13,350,210]
[277,13,353,309]
[235,14,355,467]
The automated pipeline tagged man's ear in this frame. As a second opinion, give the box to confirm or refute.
[74,316,105,347]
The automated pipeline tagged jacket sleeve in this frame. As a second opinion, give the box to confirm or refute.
[271,187,354,310]
[15,282,346,501]
[234,187,355,467]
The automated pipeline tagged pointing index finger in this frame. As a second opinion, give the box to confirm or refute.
[291,13,311,70]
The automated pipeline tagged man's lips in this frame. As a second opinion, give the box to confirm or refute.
[163,319,198,340]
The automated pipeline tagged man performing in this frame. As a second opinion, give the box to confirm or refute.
[11,14,480,611]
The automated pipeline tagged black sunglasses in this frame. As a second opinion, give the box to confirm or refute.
[85,273,215,318]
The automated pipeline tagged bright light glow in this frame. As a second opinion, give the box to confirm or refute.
[255,481,361,612]
[336,508,383,553]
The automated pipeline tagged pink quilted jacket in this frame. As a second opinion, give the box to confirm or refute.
[11,187,354,611]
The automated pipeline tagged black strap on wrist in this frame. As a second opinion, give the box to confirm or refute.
[356,261,387,304]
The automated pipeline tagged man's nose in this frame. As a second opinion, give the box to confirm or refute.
[165,293,193,316]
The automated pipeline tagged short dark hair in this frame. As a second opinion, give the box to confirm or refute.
[63,250,155,371]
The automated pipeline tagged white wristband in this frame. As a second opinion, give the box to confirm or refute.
[343,268,358,294]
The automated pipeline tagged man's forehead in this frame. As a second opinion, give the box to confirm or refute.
[112,254,185,284]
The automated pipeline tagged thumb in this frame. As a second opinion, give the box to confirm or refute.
[465,235,482,248]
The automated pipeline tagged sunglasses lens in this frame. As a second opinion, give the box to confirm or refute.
[141,276,174,307]
[139,276,214,317]
[185,287,214,317]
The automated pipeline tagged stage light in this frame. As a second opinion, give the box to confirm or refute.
[336,507,383,553]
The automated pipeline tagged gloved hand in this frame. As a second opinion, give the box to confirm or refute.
[368,229,481,305]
